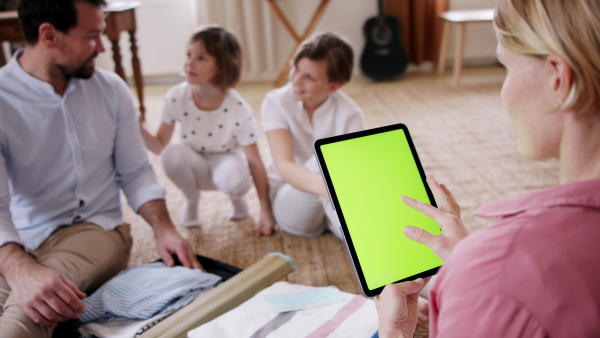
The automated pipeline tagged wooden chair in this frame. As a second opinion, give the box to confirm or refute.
[437,8,494,86]
[267,0,331,87]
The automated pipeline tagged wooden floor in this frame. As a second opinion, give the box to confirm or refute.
[125,66,559,299]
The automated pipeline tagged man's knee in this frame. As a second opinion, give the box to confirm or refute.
[0,302,53,338]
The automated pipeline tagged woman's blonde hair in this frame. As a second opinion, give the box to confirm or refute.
[493,0,600,114]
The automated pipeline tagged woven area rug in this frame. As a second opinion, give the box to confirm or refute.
[123,70,559,336]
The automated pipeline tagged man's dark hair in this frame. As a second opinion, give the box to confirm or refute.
[18,0,107,45]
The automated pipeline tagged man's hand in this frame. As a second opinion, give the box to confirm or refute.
[154,226,202,270]
[0,244,86,327]
[138,200,202,270]
[402,175,469,261]
[375,278,428,338]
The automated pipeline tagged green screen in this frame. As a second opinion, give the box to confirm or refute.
[320,129,443,290]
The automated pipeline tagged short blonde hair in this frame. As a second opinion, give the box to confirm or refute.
[493,0,600,114]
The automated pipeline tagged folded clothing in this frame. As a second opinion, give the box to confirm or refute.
[78,261,222,324]
[188,281,378,338]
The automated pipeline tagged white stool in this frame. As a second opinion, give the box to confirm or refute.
[437,8,495,85]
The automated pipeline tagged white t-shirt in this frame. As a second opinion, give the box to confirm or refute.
[161,83,258,154]
[261,82,366,181]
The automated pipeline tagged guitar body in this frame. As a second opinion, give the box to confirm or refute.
[360,13,409,81]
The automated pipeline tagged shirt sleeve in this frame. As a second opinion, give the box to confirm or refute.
[160,85,180,125]
[260,90,290,132]
[344,108,366,134]
[235,101,259,147]
[429,236,548,338]
[111,79,165,212]
[338,92,366,134]
[0,148,23,248]
[431,290,546,338]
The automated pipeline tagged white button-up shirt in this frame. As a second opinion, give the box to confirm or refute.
[261,82,366,181]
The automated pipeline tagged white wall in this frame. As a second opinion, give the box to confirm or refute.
[97,0,196,83]
[97,0,498,83]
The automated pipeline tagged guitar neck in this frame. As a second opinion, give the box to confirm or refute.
[378,0,385,20]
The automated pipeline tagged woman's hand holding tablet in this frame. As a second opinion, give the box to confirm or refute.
[314,123,445,297]
[401,175,469,262]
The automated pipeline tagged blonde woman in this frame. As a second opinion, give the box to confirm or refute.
[375,0,600,336]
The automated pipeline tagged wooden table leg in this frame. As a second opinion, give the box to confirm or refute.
[108,37,126,81]
[437,20,450,76]
[453,22,466,86]
[103,5,145,117]
[128,29,145,116]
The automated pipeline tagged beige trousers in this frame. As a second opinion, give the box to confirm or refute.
[0,222,132,337]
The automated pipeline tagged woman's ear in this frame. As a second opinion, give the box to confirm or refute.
[38,23,60,49]
[546,53,573,104]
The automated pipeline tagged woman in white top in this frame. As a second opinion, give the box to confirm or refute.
[140,26,275,235]
[261,33,366,238]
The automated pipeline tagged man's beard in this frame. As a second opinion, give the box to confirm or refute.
[55,52,98,79]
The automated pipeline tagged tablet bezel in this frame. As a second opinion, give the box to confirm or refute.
[313,123,441,298]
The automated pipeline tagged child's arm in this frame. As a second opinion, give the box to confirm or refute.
[265,129,328,198]
[139,119,175,155]
[242,143,276,237]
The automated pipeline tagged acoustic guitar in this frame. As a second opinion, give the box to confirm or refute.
[360,0,409,81]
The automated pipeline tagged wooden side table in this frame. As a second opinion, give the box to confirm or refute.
[0,2,146,116]
[437,8,494,86]
[267,0,331,87]
[104,1,145,116]
[0,10,21,65]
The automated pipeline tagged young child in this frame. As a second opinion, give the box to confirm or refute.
[140,26,276,236]
[261,32,366,239]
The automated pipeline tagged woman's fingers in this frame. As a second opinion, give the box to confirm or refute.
[426,175,456,216]
[401,175,469,261]
[440,182,460,218]
[401,196,458,229]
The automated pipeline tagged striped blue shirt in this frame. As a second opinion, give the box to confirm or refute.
[0,50,165,250]
[78,261,222,323]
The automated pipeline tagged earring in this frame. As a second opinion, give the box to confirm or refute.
[555,102,560,109]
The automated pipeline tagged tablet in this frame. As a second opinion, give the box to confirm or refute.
[314,123,443,297]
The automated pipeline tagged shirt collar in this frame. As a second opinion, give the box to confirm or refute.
[293,89,334,120]
[6,49,57,95]
[312,94,333,118]
[475,180,600,219]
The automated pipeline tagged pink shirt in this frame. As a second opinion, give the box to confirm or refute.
[429,180,600,337]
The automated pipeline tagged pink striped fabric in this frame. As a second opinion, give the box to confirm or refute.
[305,296,367,338]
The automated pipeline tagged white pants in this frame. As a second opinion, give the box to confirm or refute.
[161,144,252,201]
[270,157,342,239]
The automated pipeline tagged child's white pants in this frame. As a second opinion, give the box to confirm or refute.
[161,144,252,201]
[270,157,342,239]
